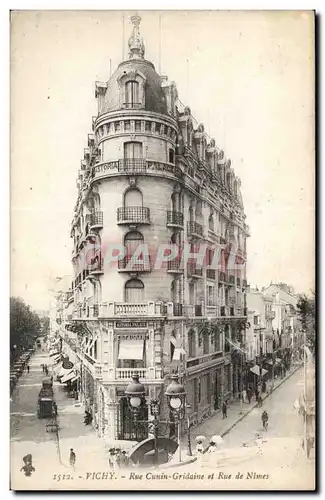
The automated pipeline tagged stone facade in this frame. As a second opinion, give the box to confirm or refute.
[60,16,249,443]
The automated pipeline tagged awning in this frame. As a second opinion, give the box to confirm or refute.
[118,339,144,360]
[250,365,268,377]
[172,347,186,361]
[61,370,75,383]
[170,336,177,346]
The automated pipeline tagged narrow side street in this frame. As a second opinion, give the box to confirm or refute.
[10,348,108,486]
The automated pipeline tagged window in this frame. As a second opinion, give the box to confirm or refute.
[125,81,139,107]
[224,326,230,353]
[124,188,143,207]
[207,286,214,306]
[124,121,131,131]
[203,331,209,355]
[169,149,175,164]
[135,121,141,132]
[124,141,143,159]
[208,213,214,231]
[253,315,258,325]
[124,279,144,303]
[214,327,221,351]
[188,329,196,358]
[145,121,151,132]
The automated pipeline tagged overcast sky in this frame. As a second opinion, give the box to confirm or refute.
[10,10,315,310]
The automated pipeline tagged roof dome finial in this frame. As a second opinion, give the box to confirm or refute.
[128,14,145,60]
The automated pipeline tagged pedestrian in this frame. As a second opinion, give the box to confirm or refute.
[247,388,252,404]
[262,381,266,393]
[69,448,76,469]
[222,401,227,419]
[41,364,44,373]
[27,365,30,373]
[257,394,263,407]
[255,389,259,402]
[53,402,58,416]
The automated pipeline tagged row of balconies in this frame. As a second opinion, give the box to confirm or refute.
[70,301,247,319]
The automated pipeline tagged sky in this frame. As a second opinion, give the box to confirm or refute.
[10,10,315,310]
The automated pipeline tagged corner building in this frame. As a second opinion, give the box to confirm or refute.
[65,16,250,442]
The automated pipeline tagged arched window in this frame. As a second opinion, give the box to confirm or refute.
[125,81,140,108]
[124,188,143,208]
[124,231,144,260]
[125,279,144,303]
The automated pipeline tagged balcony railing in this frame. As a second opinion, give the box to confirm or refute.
[88,257,104,274]
[187,221,203,238]
[99,301,167,317]
[166,211,184,228]
[207,269,216,280]
[206,305,217,316]
[116,368,147,379]
[118,255,151,272]
[167,259,183,273]
[122,102,143,109]
[188,263,203,278]
[117,206,150,225]
[173,303,183,317]
[118,158,147,174]
[90,211,103,229]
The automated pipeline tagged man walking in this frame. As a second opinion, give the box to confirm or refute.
[27,365,30,374]
[222,401,227,419]
[247,387,252,404]
[69,448,76,469]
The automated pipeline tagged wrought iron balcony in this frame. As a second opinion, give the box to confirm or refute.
[166,211,184,228]
[173,303,183,317]
[117,206,150,225]
[117,255,151,273]
[187,221,203,238]
[88,257,104,275]
[89,211,103,229]
[187,263,203,278]
[167,259,183,273]
[118,158,147,174]
[207,269,216,280]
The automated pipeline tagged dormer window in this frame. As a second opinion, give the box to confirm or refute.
[118,70,146,110]
[125,81,140,108]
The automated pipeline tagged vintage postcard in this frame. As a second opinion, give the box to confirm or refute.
[10,10,315,491]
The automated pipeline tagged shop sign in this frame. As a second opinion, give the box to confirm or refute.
[115,321,147,328]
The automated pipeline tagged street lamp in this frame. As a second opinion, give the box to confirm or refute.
[125,372,186,466]
[165,374,186,463]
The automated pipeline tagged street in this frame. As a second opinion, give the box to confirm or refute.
[173,367,315,490]
[10,348,108,489]
[10,354,315,491]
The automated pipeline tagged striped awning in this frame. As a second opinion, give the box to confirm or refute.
[61,370,75,383]
[250,365,268,377]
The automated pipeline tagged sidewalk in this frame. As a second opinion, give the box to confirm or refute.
[180,362,303,455]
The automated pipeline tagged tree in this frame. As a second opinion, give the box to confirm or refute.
[297,292,316,357]
[10,297,41,361]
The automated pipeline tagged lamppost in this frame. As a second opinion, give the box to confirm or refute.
[165,374,186,463]
[125,372,186,466]
[254,326,266,389]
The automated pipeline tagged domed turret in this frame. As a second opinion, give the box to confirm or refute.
[98,15,167,116]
